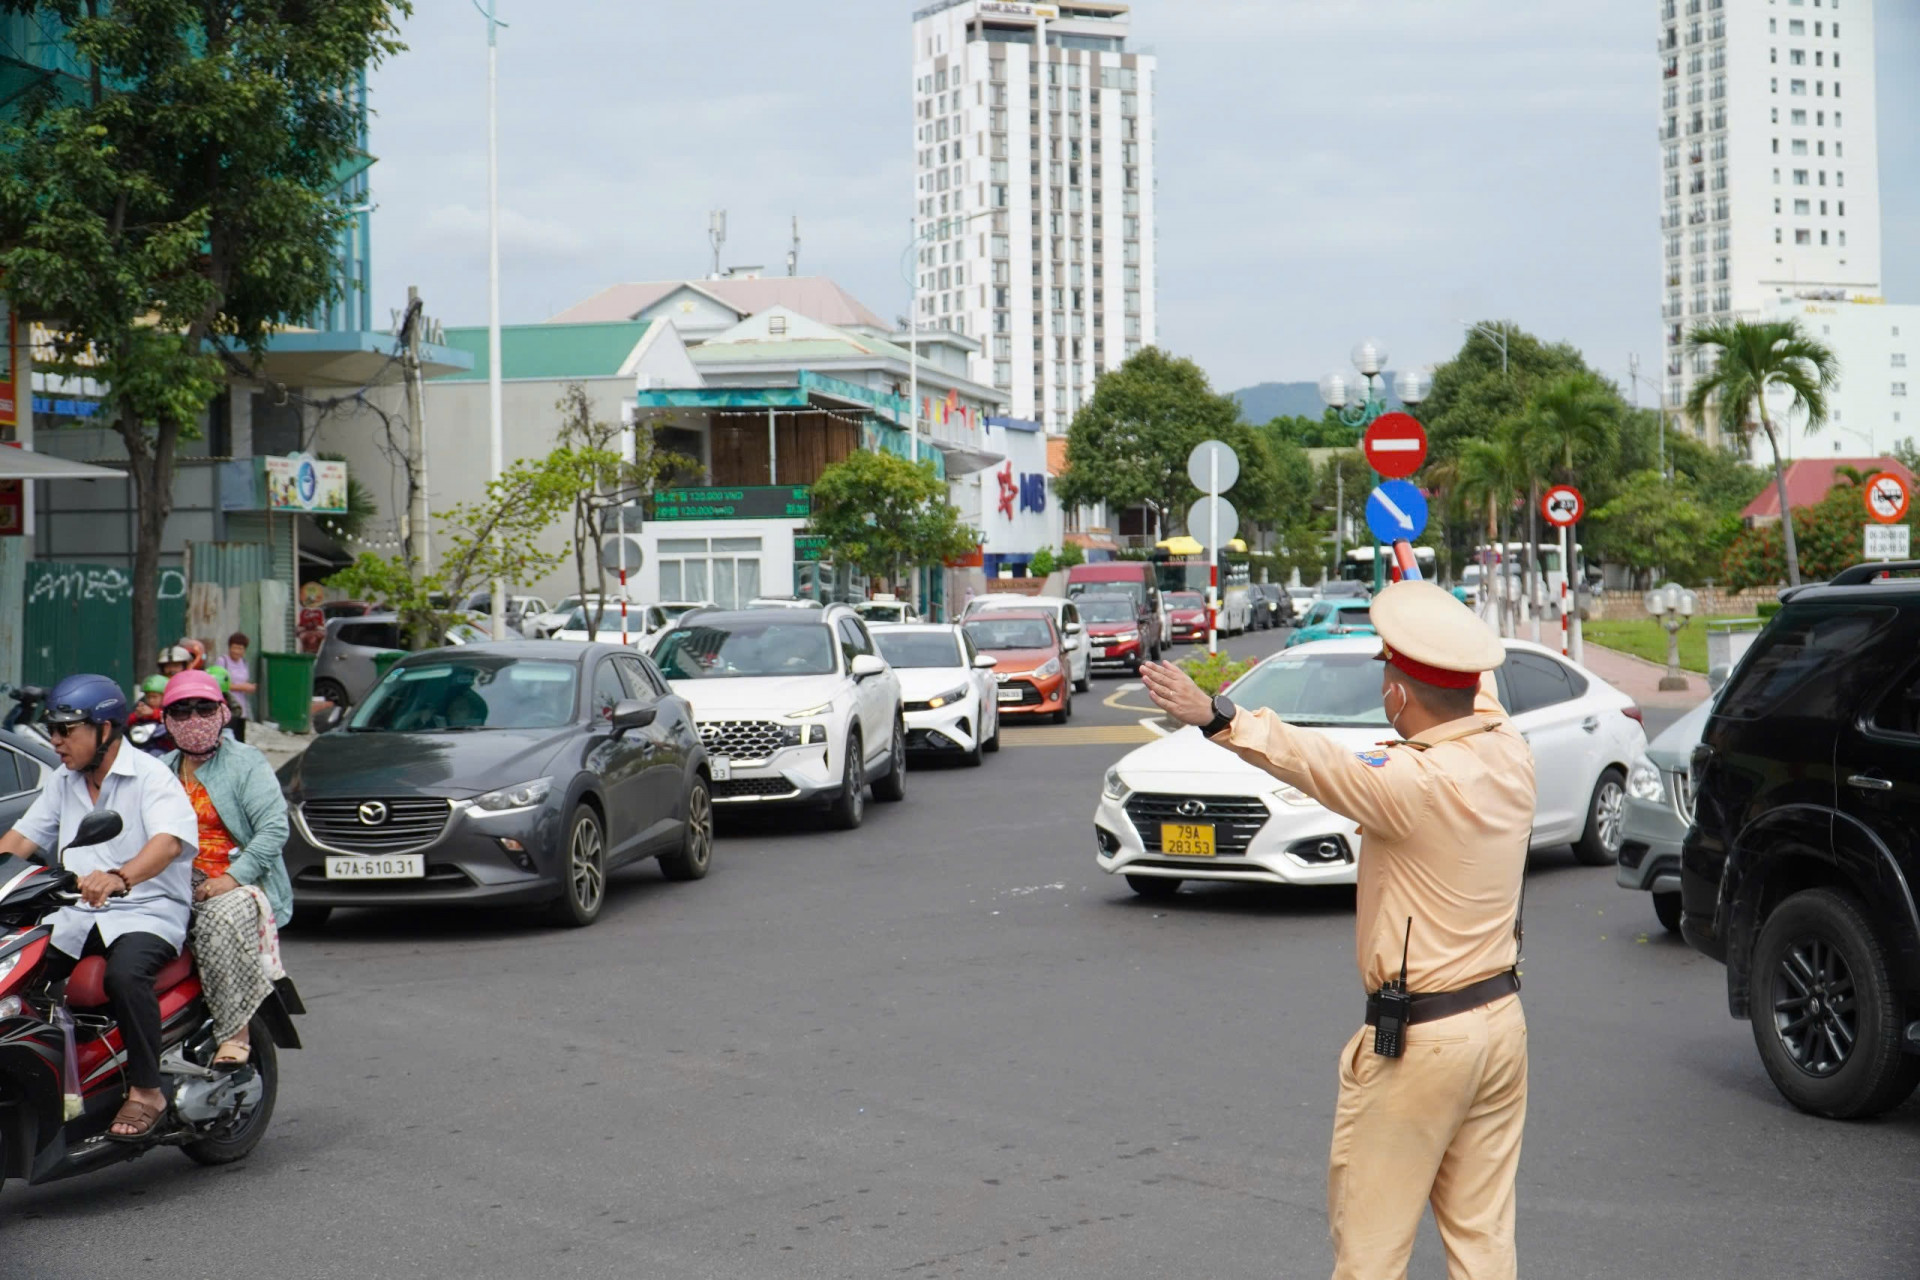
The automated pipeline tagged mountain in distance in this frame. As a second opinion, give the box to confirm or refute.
[1230,376,1404,423]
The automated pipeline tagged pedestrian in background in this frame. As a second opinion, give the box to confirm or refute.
[1141,579,1535,1279]
[224,632,255,743]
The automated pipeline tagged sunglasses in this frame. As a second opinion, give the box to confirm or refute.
[165,700,224,721]
[45,722,90,739]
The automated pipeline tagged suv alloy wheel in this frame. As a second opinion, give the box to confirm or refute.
[1750,887,1920,1118]
[827,732,865,830]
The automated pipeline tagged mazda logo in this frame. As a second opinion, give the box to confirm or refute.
[357,801,389,827]
[1176,799,1207,818]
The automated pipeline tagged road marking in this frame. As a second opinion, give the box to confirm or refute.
[1104,683,1158,714]
[1001,725,1159,747]
[1139,716,1170,738]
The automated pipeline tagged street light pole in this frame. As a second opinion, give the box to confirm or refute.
[1319,342,1430,595]
[480,0,507,641]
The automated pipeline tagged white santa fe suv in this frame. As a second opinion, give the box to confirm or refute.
[1094,636,1648,898]
[651,604,907,830]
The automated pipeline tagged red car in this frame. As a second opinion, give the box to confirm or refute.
[1165,591,1208,643]
[1075,592,1151,672]
[961,610,1073,724]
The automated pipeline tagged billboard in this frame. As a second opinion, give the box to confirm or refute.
[265,453,348,514]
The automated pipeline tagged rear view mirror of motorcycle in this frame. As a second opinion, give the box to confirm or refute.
[67,810,123,851]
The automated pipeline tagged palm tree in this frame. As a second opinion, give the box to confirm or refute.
[1522,372,1620,483]
[1685,318,1839,586]
[1456,432,1529,636]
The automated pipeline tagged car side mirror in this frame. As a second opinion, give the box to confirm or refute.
[69,810,123,850]
[973,654,998,669]
[609,699,657,737]
[1065,621,1083,635]
[850,653,888,680]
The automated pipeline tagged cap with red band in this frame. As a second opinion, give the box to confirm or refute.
[1368,580,1505,688]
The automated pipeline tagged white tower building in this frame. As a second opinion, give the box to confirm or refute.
[910,0,1156,433]
[1659,0,1881,439]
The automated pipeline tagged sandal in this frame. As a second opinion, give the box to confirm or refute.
[212,1040,251,1069]
[104,1094,165,1142]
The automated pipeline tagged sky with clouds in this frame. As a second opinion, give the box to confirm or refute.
[366,0,1919,398]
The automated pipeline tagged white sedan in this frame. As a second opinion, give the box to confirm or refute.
[1095,637,1648,897]
[547,604,669,650]
[870,623,1000,765]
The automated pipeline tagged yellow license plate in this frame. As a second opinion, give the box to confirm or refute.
[1160,823,1216,857]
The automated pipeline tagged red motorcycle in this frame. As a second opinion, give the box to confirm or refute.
[0,811,304,1188]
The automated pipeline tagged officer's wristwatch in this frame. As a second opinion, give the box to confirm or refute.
[1202,695,1237,738]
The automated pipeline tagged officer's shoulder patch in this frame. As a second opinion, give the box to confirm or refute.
[1354,748,1392,768]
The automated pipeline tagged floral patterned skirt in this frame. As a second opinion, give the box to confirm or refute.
[192,886,286,1045]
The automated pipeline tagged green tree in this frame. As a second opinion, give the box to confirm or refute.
[1315,450,1372,568]
[1056,541,1086,569]
[1454,429,1533,634]
[1028,545,1057,577]
[1721,480,1915,590]
[1587,470,1719,588]
[0,0,411,676]
[1522,372,1621,482]
[808,451,978,588]
[329,456,578,649]
[1685,318,1840,587]
[1055,347,1242,539]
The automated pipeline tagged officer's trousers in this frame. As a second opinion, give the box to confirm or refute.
[1327,993,1527,1280]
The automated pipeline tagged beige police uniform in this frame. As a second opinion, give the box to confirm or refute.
[1210,581,1534,1279]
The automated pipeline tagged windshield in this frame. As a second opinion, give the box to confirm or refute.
[873,631,962,669]
[1232,652,1389,729]
[1077,598,1135,623]
[654,622,837,679]
[963,618,1055,651]
[350,658,577,732]
[1166,592,1205,610]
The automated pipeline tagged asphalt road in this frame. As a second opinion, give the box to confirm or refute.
[7,627,1915,1278]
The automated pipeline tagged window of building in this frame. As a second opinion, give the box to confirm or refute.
[1895,384,1909,398]
[1794,198,1810,215]
[1790,79,1805,94]
[1820,230,1829,245]
[1772,138,1780,153]
[1794,169,1808,184]
[1790,48,1805,65]
[1791,109,1807,125]
[1775,228,1784,244]
[1791,139,1808,154]
[1795,229,1811,244]
[1894,354,1908,369]
[658,538,764,611]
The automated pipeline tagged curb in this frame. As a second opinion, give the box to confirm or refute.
[1582,641,1705,681]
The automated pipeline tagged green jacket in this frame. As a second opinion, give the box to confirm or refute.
[165,737,294,927]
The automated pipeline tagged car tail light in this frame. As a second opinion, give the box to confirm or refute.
[1622,705,1644,725]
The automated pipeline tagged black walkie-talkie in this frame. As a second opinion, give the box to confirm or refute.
[1372,917,1413,1059]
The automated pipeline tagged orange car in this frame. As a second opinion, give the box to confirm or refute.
[961,610,1072,724]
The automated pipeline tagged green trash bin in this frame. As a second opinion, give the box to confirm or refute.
[371,649,406,684]
[260,651,318,734]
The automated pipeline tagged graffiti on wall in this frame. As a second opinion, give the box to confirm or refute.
[27,565,187,605]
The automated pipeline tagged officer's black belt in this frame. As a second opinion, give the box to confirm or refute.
[1365,970,1520,1027]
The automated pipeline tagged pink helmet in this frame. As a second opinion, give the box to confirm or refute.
[161,670,224,709]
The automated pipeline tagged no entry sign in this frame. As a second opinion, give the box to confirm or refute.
[1362,412,1428,480]
[1542,484,1584,528]
[1864,471,1910,524]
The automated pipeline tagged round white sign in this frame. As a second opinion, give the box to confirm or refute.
[1187,440,1240,496]
[1186,496,1240,551]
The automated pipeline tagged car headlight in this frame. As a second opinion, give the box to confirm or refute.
[1102,767,1131,803]
[1034,657,1062,679]
[473,776,554,812]
[1112,631,1138,642]
[925,685,969,709]
[1270,783,1318,808]
[786,701,834,719]
[1627,754,1664,802]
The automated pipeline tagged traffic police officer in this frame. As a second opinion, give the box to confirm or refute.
[1141,580,1534,1280]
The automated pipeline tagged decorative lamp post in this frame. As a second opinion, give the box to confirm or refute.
[1644,581,1698,691]
[1320,342,1429,590]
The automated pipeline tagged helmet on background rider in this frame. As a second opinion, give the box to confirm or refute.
[157,645,193,677]
[140,675,168,696]
[42,673,129,772]
[179,638,208,670]
[205,665,230,693]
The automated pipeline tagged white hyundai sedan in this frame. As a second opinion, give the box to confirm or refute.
[1095,637,1648,898]
[870,623,1000,765]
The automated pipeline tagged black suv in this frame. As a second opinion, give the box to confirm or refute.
[1683,562,1920,1118]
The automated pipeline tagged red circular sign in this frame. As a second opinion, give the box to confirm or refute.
[1864,471,1910,524]
[1541,484,1584,527]
[1362,413,1428,479]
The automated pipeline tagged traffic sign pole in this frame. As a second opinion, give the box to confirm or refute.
[1209,448,1219,656]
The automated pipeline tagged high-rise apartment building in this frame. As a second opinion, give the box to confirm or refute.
[1659,0,1881,433]
[910,0,1156,432]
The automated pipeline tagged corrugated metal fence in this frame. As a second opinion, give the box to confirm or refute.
[21,561,188,693]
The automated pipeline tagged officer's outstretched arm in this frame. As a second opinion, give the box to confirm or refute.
[1214,708,1434,841]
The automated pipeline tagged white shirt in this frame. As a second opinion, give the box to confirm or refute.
[12,741,200,956]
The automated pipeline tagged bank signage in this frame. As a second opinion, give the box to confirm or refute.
[652,484,811,522]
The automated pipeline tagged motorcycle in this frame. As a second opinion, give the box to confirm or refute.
[0,811,304,1188]
[126,719,175,758]
[2,685,50,747]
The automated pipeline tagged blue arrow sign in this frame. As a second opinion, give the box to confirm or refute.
[1366,480,1428,544]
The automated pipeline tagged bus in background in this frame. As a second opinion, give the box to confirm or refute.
[1466,542,1581,619]
[1340,544,1436,587]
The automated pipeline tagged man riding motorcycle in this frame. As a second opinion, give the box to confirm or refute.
[0,673,199,1140]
